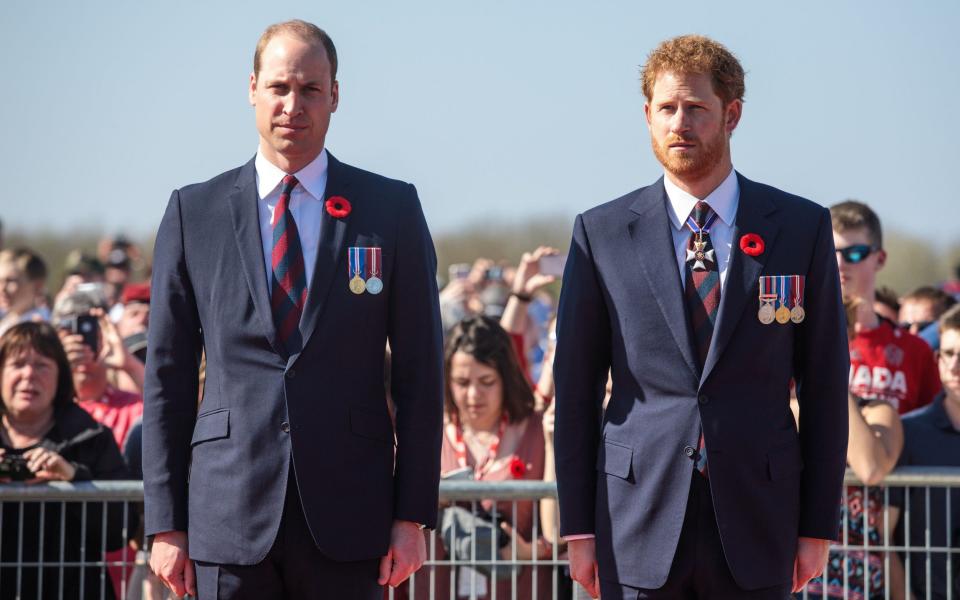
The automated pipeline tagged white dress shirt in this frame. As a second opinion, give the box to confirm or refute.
[256,149,329,290]
[664,168,740,292]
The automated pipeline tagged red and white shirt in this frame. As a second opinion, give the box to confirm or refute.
[849,319,941,414]
[77,387,144,449]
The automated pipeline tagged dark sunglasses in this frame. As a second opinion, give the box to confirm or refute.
[836,244,878,264]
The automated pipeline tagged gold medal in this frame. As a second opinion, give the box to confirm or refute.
[758,303,776,325]
[776,305,791,324]
[791,305,805,323]
[349,274,366,294]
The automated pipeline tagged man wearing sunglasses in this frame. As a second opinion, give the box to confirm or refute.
[831,200,940,415]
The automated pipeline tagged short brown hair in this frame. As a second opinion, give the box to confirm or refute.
[641,35,745,104]
[902,286,956,316]
[443,316,534,424]
[830,200,883,249]
[939,304,960,336]
[0,248,47,284]
[874,285,901,314]
[254,19,338,84]
[0,322,75,414]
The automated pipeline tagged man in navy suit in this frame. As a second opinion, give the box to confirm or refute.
[143,20,444,599]
[553,35,849,598]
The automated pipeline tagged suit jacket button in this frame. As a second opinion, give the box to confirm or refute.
[286,369,296,379]
[281,422,290,433]
[683,445,696,458]
[698,394,709,405]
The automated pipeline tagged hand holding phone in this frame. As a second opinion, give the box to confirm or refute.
[538,254,567,278]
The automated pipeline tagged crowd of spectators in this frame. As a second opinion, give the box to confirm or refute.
[0,199,958,598]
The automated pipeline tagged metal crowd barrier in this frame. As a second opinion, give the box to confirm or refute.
[0,468,957,599]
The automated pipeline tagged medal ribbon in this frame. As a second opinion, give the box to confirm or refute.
[779,275,787,309]
[793,275,804,307]
[685,211,720,237]
[453,413,509,478]
[371,248,381,278]
[348,247,366,278]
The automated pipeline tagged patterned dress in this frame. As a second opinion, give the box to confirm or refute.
[803,486,887,600]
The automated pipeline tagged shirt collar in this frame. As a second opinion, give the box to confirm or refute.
[929,392,957,432]
[664,168,739,231]
[254,148,328,201]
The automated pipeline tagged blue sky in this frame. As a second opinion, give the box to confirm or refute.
[2,1,957,244]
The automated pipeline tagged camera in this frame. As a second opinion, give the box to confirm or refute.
[57,314,100,354]
[0,455,35,482]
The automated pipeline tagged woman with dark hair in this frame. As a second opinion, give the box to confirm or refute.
[403,315,553,599]
[0,322,130,600]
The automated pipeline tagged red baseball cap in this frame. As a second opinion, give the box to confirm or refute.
[121,282,151,305]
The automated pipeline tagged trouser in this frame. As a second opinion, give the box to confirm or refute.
[601,471,791,600]
[195,470,382,600]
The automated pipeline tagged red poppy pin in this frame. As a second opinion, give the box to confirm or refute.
[739,233,765,257]
[325,196,351,219]
[508,456,526,479]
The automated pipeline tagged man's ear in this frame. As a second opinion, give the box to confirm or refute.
[875,249,888,271]
[330,80,339,113]
[725,99,742,134]
[248,73,257,106]
[643,102,652,127]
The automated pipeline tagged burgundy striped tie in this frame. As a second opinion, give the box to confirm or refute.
[683,200,720,475]
[270,175,307,354]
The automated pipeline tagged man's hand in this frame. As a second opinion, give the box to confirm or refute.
[567,537,600,599]
[792,536,831,593]
[150,530,196,598]
[378,519,426,588]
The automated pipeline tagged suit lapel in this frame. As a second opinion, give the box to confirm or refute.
[700,173,779,384]
[628,179,699,379]
[227,158,285,356]
[289,152,351,367]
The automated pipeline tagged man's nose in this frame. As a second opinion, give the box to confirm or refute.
[283,91,304,116]
[669,108,691,133]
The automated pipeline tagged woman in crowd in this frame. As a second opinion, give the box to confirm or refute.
[402,315,553,600]
[0,322,130,600]
[799,297,905,599]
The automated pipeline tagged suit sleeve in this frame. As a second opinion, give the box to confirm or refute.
[387,184,444,528]
[794,207,850,540]
[142,190,203,536]
[553,214,612,537]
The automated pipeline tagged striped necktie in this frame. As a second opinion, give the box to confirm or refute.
[683,200,720,475]
[270,175,307,355]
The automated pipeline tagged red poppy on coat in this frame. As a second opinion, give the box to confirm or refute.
[739,233,765,257]
[509,456,526,478]
[325,196,352,218]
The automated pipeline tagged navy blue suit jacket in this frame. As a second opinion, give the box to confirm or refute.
[553,173,849,590]
[143,153,444,565]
